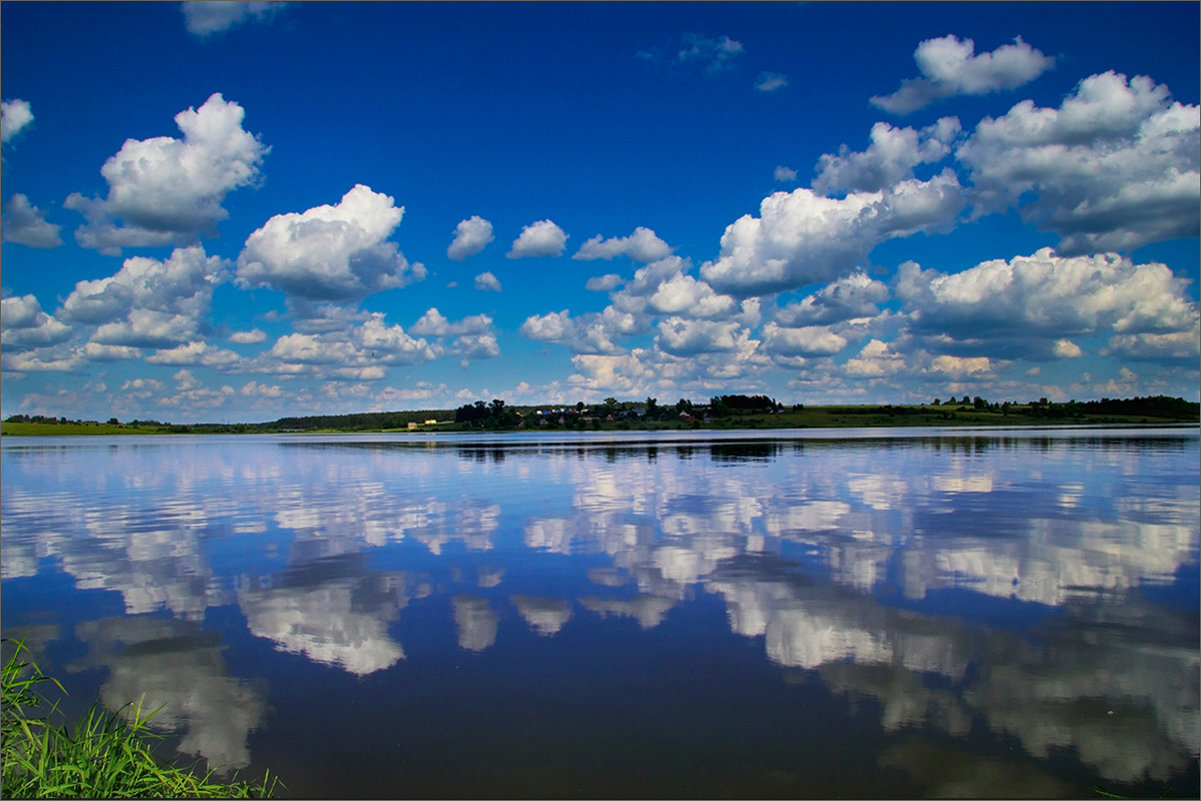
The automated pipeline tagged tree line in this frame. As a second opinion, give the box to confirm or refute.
[4,394,1197,433]
[927,394,1200,419]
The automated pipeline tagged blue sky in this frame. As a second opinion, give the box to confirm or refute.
[2,1,1198,423]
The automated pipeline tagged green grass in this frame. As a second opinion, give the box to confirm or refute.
[2,639,280,798]
[0,421,175,436]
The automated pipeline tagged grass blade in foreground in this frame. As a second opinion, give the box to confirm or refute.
[1,639,280,799]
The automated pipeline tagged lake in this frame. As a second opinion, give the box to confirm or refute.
[1,427,1198,798]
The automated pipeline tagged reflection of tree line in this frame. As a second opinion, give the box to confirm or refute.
[268,430,1197,469]
[450,442,788,464]
[448,436,1193,464]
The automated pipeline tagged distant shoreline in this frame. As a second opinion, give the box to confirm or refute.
[3,396,1197,436]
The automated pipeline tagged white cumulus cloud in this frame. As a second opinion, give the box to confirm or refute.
[271,331,360,365]
[656,318,750,356]
[182,1,287,36]
[1,99,33,143]
[647,273,735,318]
[474,271,502,292]
[761,322,850,357]
[585,273,622,292]
[92,310,205,350]
[2,194,62,248]
[241,380,283,398]
[573,226,672,263]
[507,219,568,259]
[775,272,890,326]
[872,35,1055,114]
[447,215,494,261]
[957,71,1200,254]
[844,339,907,377]
[146,341,241,366]
[66,93,268,254]
[453,333,500,361]
[929,354,993,377]
[567,350,660,395]
[236,184,425,303]
[228,328,267,344]
[0,295,73,349]
[410,308,493,338]
[700,170,963,295]
[60,245,230,349]
[895,248,1199,360]
[1103,325,1201,364]
[260,315,438,378]
[755,72,790,93]
[358,316,440,364]
[813,118,961,194]
[0,348,85,373]
[519,308,628,355]
[83,343,141,362]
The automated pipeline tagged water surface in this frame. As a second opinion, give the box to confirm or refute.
[2,428,1198,797]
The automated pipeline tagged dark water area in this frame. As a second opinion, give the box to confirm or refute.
[2,427,1198,798]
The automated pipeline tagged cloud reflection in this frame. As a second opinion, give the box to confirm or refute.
[453,595,499,651]
[237,554,421,674]
[515,435,1198,782]
[71,616,267,772]
[580,594,677,629]
[2,433,1197,791]
[511,595,573,636]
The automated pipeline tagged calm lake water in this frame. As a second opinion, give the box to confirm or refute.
[2,427,1198,798]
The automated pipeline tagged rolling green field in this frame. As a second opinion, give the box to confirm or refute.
[0,421,179,436]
